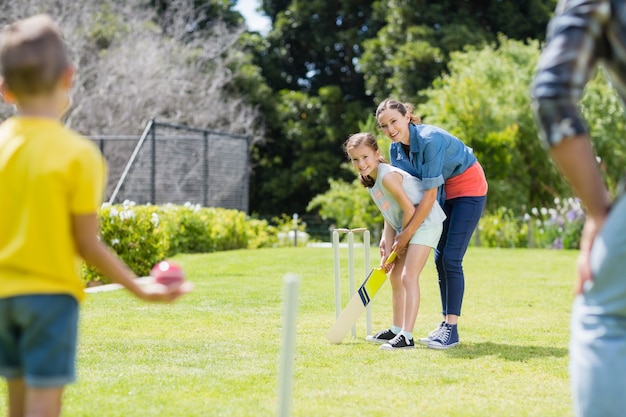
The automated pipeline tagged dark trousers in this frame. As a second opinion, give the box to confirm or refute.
[434,195,486,316]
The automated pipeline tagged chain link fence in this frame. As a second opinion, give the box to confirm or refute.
[90,120,250,212]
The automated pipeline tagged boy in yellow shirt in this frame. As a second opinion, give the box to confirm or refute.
[0,15,191,417]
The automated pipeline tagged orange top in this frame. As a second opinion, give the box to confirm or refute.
[444,161,488,200]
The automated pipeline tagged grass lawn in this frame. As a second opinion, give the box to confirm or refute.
[0,247,577,416]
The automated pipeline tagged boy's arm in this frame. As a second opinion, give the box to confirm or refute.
[72,213,190,302]
[391,187,437,254]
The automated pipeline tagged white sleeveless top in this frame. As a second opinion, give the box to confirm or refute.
[368,163,446,233]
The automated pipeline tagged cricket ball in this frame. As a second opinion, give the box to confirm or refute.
[150,261,185,286]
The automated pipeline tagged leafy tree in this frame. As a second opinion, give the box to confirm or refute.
[245,0,387,215]
[307,178,383,231]
[251,0,557,216]
[417,36,626,212]
[0,0,262,137]
[360,0,557,104]
[260,0,382,97]
[579,73,626,197]
[417,36,565,211]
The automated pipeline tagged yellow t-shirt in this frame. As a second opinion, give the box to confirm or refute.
[0,117,106,302]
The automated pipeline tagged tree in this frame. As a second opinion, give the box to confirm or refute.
[417,36,626,212]
[0,0,262,139]
[360,0,557,104]
[250,0,557,216]
[241,0,385,215]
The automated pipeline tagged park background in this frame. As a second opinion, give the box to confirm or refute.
[2,0,625,245]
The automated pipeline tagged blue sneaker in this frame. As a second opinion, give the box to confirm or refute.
[418,321,445,344]
[427,324,459,349]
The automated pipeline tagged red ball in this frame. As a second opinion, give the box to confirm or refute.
[150,261,185,286]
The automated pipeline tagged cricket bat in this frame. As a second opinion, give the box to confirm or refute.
[326,251,397,344]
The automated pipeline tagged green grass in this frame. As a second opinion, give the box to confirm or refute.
[0,247,577,416]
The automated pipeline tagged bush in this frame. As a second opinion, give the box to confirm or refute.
[83,201,170,284]
[474,207,529,248]
[83,202,276,284]
[473,197,585,249]
[526,198,585,249]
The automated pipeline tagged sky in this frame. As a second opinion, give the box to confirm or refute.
[234,0,271,35]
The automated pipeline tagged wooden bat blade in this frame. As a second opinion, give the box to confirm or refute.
[326,267,388,344]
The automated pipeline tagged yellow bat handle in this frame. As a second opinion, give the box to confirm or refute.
[385,251,397,265]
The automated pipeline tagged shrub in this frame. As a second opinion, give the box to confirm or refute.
[474,207,529,248]
[83,201,170,284]
[83,202,276,285]
[526,198,585,249]
[473,197,585,249]
[272,214,309,247]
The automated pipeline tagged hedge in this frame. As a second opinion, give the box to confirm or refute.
[82,202,276,285]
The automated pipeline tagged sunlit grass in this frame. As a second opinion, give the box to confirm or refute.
[0,247,576,416]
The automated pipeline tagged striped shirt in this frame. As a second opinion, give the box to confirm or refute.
[532,0,626,148]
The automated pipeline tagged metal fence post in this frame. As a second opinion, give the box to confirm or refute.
[150,120,156,204]
[203,130,209,207]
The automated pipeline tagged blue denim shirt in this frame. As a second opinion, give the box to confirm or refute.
[390,123,476,203]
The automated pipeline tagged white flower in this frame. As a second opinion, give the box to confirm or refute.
[540,207,548,216]
[523,213,530,221]
[151,212,160,227]
[554,197,560,206]
[120,209,135,221]
[111,238,120,246]
[109,207,119,217]
[531,207,539,216]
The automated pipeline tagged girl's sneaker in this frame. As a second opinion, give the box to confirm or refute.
[365,328,396,344]
[381,334,415,350]
[418,321,445,344]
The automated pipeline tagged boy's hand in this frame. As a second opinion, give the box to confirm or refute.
[136,281,194,302]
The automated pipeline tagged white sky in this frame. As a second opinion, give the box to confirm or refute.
[234,0,271,34]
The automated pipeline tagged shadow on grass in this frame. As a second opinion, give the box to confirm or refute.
[441,341,568,361]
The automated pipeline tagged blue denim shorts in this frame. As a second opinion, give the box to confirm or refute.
[0,294,79,388]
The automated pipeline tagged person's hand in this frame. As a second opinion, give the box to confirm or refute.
[136,281,194,302]
[391,231,410,255]
[574,216,606,295]
[380,251,396,273]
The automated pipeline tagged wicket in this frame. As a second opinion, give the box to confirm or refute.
[332,227,372,338]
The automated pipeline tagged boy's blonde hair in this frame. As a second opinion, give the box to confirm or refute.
[0,14,70,97]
